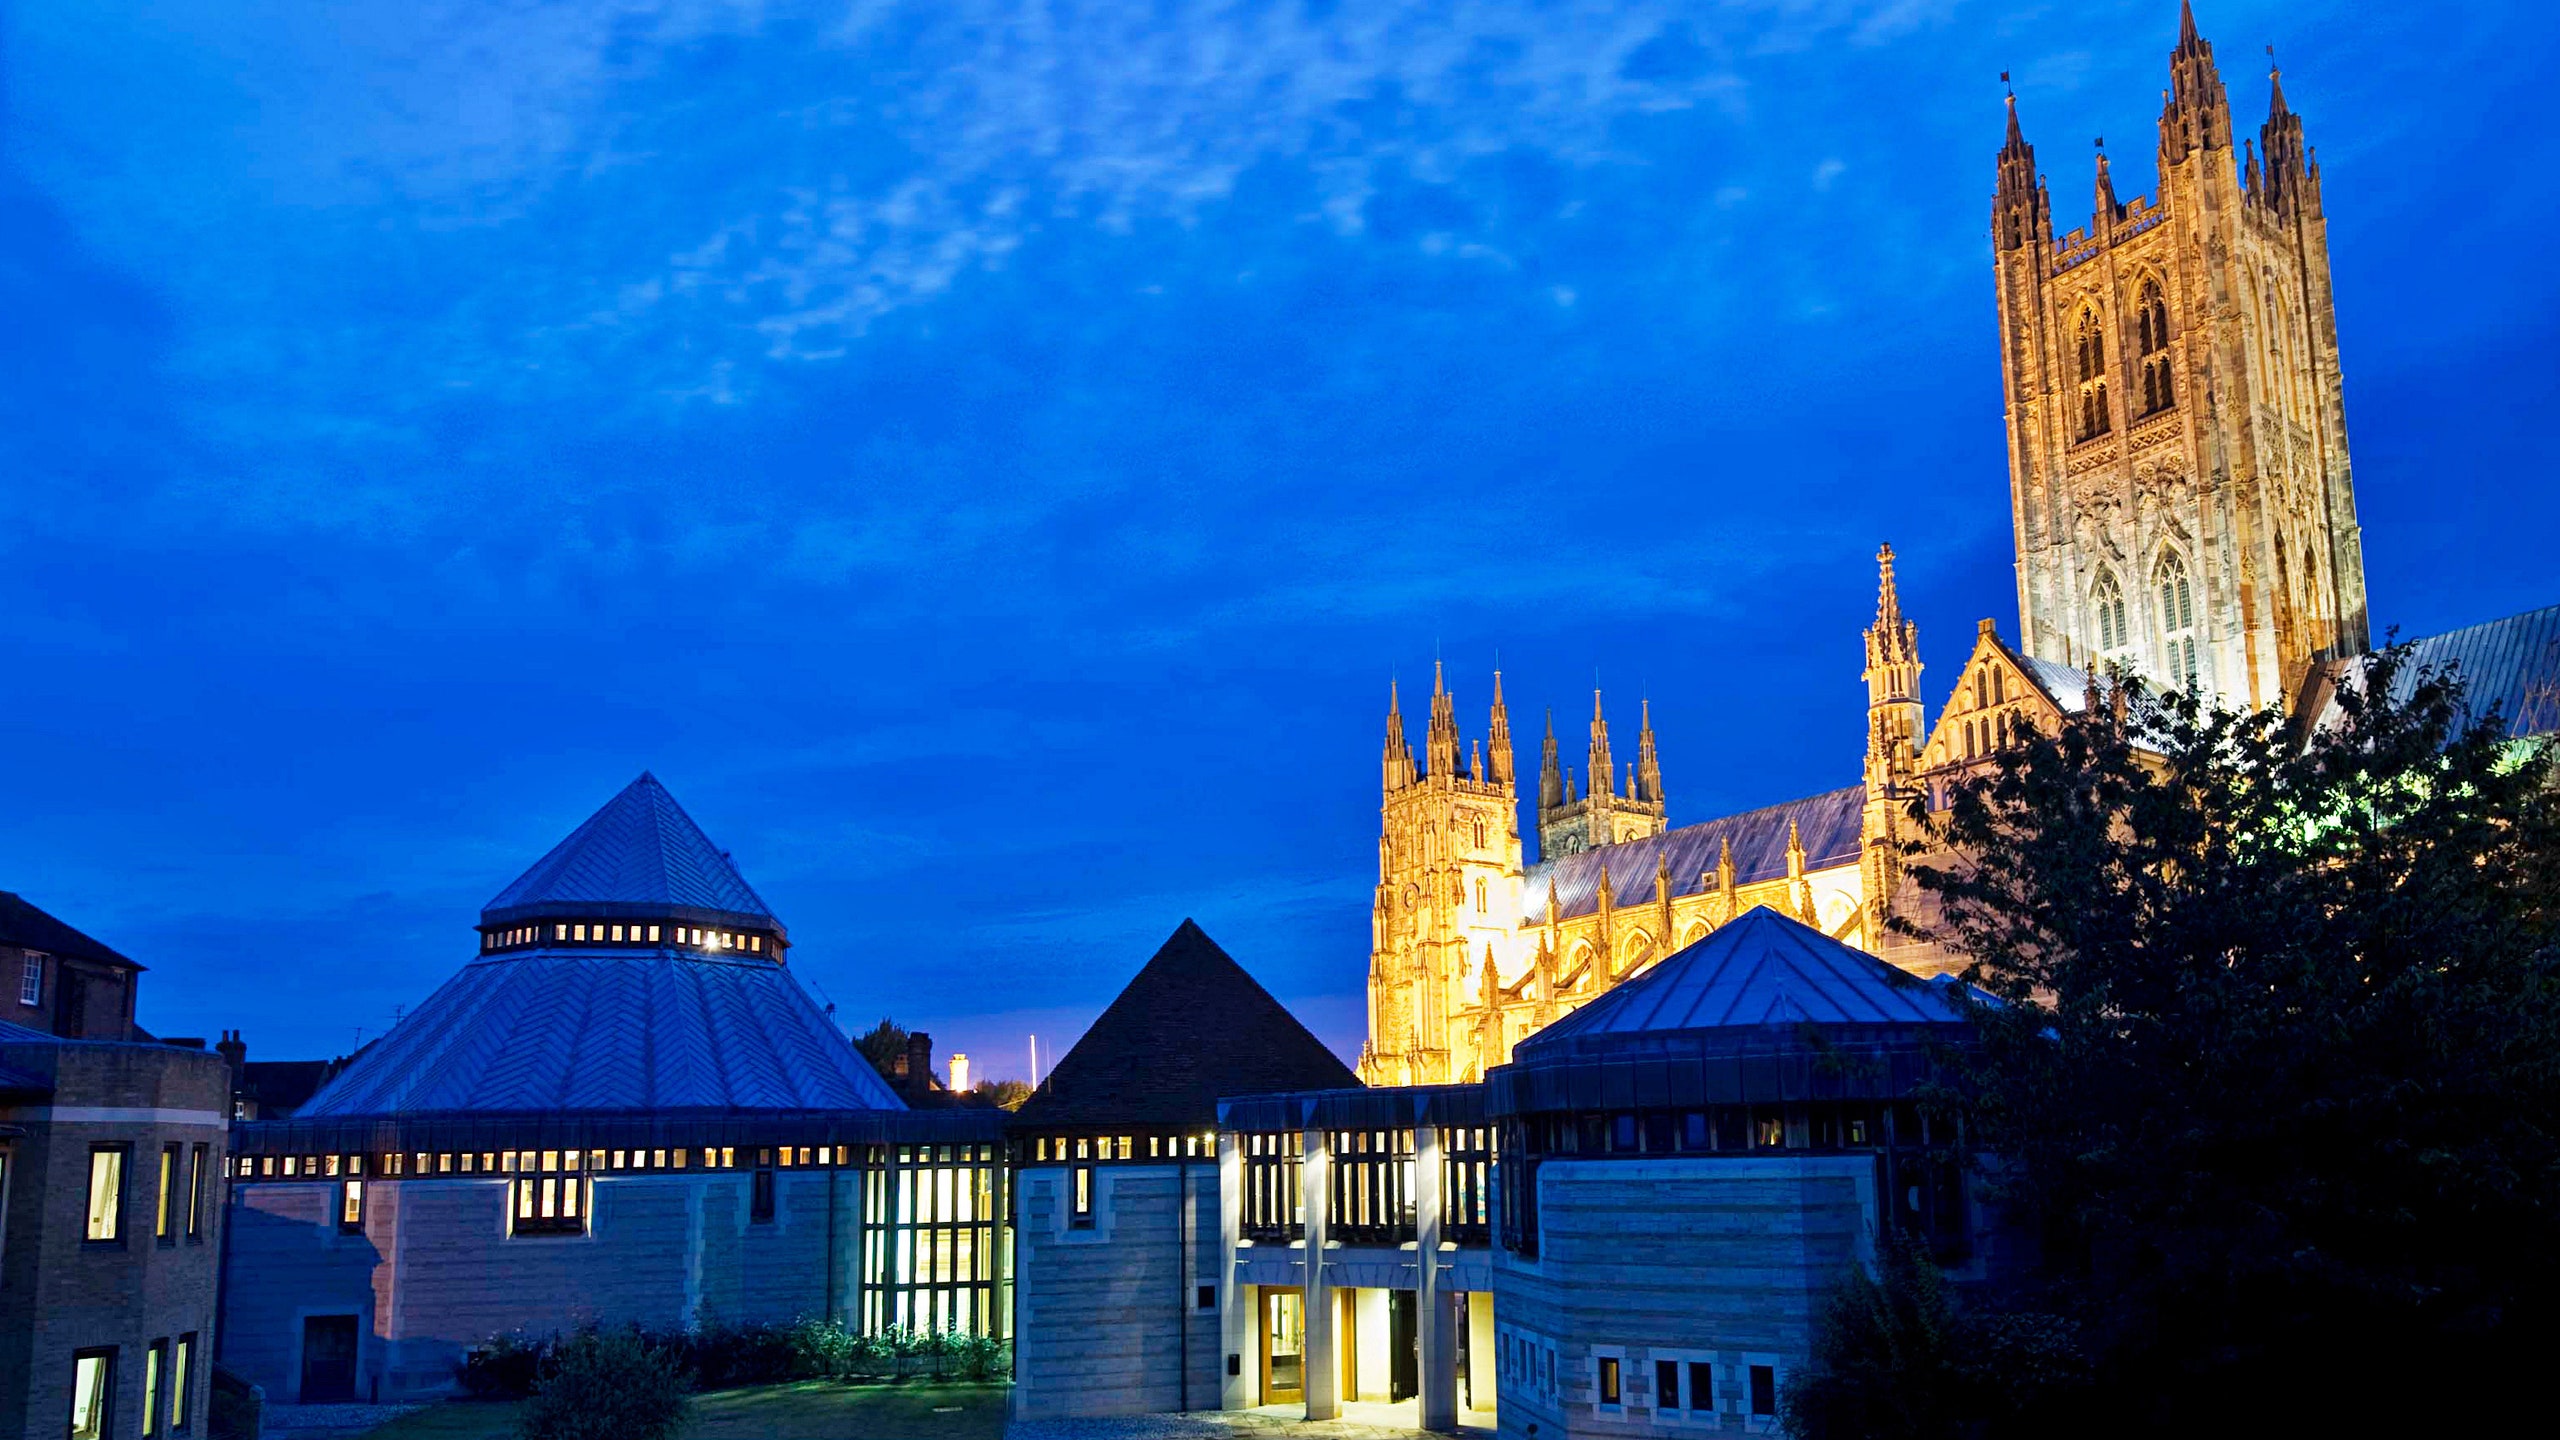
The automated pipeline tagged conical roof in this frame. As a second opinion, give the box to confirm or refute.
[297,774,899,1118]
[482,773,777,933]
[1013,920,1359,1129]
[298,951,901,1116]
[1517,906,1969,1060]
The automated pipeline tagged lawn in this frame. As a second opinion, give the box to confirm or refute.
[360,1381,1009,1440]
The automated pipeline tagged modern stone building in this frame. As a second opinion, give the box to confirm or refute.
[0,896,229,1440]
[218,775,1006,1404]
[1006,920,1359,1423]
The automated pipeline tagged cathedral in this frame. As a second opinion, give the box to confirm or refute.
[1359,2,2554,1089]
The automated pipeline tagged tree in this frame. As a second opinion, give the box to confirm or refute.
[1901,649,2560,1433]
[853,1018,909,1081]
[970,1078,1034,1111]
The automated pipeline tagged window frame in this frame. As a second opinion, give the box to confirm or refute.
[1594,1349,1625,1413]
[70,1346,116,1440]
[157,1143,181,1244]
[171,1333,197,1433]
[143,1338,167,1437]
[17,952,39,1007]
[186,1144,207,1243]
[508,1172,587,1237]
[84,1144,128,1245]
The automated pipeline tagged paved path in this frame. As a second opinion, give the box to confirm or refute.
[1011,1403,1496,1440]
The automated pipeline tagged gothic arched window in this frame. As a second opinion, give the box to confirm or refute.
[2074,306,2111,441]
[2136,278,2174,416]
[2155,552,2198,688]
[2093,569,2129,654]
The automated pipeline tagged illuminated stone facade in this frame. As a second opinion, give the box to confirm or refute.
[1361,4,2379,1087]
[1997,5,2368,712]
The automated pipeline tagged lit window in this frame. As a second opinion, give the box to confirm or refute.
[340,1181,364,1232]
[554,923,566,939]
[172,1335,196,1432]
[1599,1356,1622,1407]
[71,1349,114,1439]
[157,1145,179,1241]
[144,1340,165,1436]
[187,1146,207,1241]
[85,1147,125,1242]
[21,953,44,1006]
[1071,1166,1094,1228]
[649,925,661,942]
[610,924,624,942]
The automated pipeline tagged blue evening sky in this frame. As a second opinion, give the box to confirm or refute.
[5,2,2554,1078]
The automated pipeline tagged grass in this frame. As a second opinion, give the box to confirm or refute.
[359,1381,1008,1440]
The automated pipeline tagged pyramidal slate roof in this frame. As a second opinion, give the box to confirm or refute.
[1517,906,1968,1060]
[1013,920,1360,1129]
[297,775,900,1118]
[482,773,777,932]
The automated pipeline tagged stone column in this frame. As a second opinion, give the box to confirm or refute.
[1218,1130,1247,1410]
[1415,1118,1457,1431]
[1300,1121,1337,1421]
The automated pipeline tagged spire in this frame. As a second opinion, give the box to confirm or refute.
[1538,708,1564,810]
[1587,690,1615,802]
[2257,45,2311,215]
[1636,698,1664,805]
[1488,670,1516,788]
[2160,0,2230,162]
[1994,83,2048,252]
[1425,660,1461,779]
[1383,679,1416,792]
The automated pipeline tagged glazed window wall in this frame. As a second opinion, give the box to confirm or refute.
[1499,1102,1968,1261]
[1440,1126,1493,1244]
[1240,1131,1304,1243]
[860,1143,1006,1339]
[1326,1128,1414,1245]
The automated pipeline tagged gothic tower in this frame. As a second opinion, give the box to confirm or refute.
[1996,2,2368,712]
[1860,544,1925,942]
[1534,692,1668,860]
[1361,664,1526,1086]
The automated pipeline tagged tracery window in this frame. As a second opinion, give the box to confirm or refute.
[2093,570,2130,654]
[2155,552,2198,688]
[2074,306,2111,441]
[2136,278,2174,415]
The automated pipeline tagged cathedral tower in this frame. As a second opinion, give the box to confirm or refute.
[1996,2,2368,712]
[1534,692,1668,860]
[1362,664,1526,1086]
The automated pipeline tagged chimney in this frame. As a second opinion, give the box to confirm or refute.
[948,1052,971,1094]
[216,1029,247,1070]
[906,1032,935,1092]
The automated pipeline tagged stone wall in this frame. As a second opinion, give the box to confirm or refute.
[1011,1162,1222,1420]
[1493,1155,1876,1439]
[219,1168,861,1401]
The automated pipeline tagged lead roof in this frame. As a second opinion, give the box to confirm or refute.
[1522,787,1863,924]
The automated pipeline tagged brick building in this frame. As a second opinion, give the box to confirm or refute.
[0,896,229,1440]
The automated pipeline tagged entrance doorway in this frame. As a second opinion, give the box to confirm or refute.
[1388,1290,1418,1402]
[300,1316,358,1403]
[1259,1290,1303,1404]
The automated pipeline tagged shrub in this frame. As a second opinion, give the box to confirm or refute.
[784,1317,855,1380]
[687,1318,797,1389]
[517,1328,693,1440]
[457,1332,553,1400]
